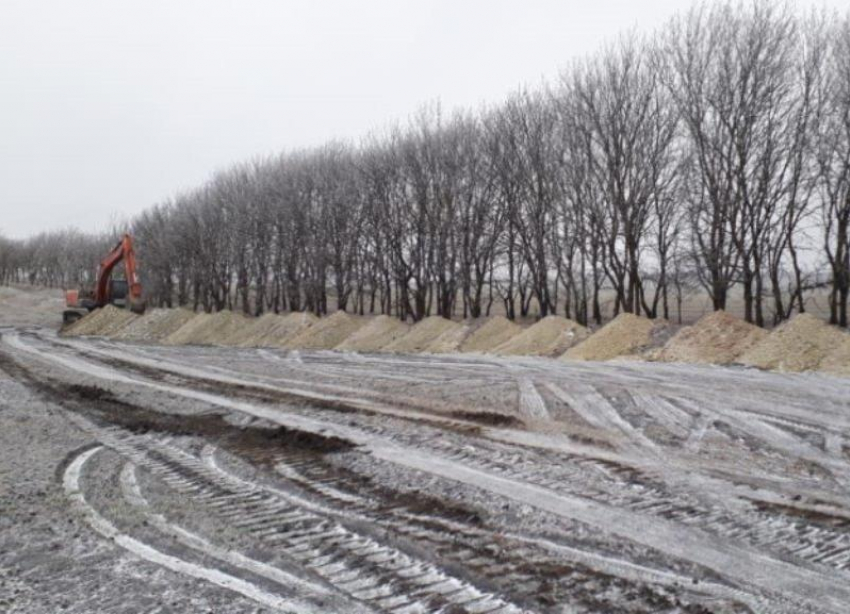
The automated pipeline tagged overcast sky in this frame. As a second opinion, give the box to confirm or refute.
[0,0,845,239]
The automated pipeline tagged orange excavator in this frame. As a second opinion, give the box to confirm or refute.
[63,233,146,325]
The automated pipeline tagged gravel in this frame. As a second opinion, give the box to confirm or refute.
[458,316,524,353]
[382,316,462,353]
[493,315,588,357]
[283,311,367,350]
[654,311,767,365]
[738,312,847,372]
[562,313,674,362]
[335,315,411,352]
[820,334,850,377]
[63,305,138,338]
[110,307,197,342]
[239,312,318,348]
[163,311,251,346]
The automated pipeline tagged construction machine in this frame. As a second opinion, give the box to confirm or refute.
[63,233,146,325]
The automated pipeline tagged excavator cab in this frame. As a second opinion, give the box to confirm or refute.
[62,234,146,326]
[107,279,129,308]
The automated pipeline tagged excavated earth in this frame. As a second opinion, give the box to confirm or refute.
[494,315,588,357]
[3,288,850,613]
[563,313,674,362]
[653,311,768,365]
[738,313,846,373]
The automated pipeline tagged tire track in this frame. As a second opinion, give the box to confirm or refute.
[9,332,849,612]
[517,379,549,421]
[64,446,306,613]
[78,422,530,614]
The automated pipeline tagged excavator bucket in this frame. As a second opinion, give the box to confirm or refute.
[129,299,147,315]
[128,280,145,314]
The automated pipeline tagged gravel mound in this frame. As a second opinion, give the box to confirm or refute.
[655,311,766,364]
[230,313,285,347]
[163,310,250,346]
[110,308,197,342]
[383,316,463,353]
[425,318,497,353]
[232,313,285,347]
[459,316,524,353]
[239,312,319,347]
[336,315,411,352]
[284,311,367,350]
[63,305,139,337]
[738,313,841,372]
[493,315,588,357]
[562,313,674,361]
[819,334,850,377]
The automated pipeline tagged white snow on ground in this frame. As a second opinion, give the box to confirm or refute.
[64,447,311,613]
[10,330,850,612]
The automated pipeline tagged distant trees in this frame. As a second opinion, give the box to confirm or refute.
[0,229,113,289]
[816,15,850,327]
[3,2,848,328]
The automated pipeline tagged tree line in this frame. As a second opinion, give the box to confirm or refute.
[2,2,849,327]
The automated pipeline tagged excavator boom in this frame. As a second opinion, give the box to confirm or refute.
[63,233,146,325]
[94,234,144,310]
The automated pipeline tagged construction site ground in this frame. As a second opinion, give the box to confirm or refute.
[2,287,850,613]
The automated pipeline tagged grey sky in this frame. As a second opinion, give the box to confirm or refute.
[0,0,844,238]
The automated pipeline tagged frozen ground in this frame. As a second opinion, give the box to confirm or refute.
[0,285,64,329]
[1,313,849,612]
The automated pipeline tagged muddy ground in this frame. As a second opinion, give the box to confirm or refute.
[1,289,850,613]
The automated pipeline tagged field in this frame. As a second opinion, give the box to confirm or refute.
[1,286,850,613]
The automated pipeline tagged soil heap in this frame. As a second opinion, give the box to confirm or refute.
[382,316,462,353]
[230,313,285,347]
[335,315,411,352]
[241,312,318,348]
[819,334,850,377]
[425,319,490,353]
[738,313,841,372]
[458,316,524,354]
[655,311,766,364]
[493,315,588,357]
[110,308,196,343]
[283,311,366,350]
[63,305,139,337]
[163,310,250,346]
[563,313,674,361]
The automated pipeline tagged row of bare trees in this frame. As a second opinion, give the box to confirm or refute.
[0,230,112,289]
[2,2,849,327]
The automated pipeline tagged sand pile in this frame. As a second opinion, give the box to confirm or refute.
[229,313,285,347]
[383,316,462,353]
[163,310,250,346]
[738,313,841,372]
[819,334,850,377]
[563,313,674,361]
[284,311,366,350]
[459,316,524,353]
[336,315,411,352]
[493,315,588,357]
[655,311,766,364]
[231,312,301,347]
[425,320,477,353]
[110,308,197,342]
[241,312,318,348]
[63,305,139,337]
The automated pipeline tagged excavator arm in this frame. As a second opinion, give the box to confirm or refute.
[95,233,144,312]
[63,234,146,325]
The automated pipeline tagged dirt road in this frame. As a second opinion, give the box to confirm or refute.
[2,320,850,612]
